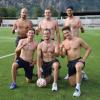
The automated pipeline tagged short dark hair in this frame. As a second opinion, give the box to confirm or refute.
[62,26,71,32]
[29,28,35,34]
[45,7,51,11]
[66,6,73,10]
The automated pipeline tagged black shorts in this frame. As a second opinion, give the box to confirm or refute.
[67,57,85,77]
[42,59,59,77]
[16,57,34,79]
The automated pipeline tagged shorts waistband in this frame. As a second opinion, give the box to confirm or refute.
[68,57,81,63]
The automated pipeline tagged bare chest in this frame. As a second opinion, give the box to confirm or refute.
[42,43,55,53]
[23,42,35,51]
[41,21,56,30]
[17,21,29,29]
[65,40,80,50]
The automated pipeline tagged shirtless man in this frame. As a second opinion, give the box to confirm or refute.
[60,26,91,96]
[12,7,33,46]
[36,7,60,43]
[10,29,37,89]
[12,8,33,61]
[64,6,84,37]
[37,28,60,91]
[64,6,88,80]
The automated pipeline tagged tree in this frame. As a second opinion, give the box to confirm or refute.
[7,7,16,18]
[50,6,58,17]
[0,7,16,18]
[0,8,8,17]
[32,6,43,18]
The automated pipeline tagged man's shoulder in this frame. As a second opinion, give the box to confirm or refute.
[74,37,82,42]
[74,16,80,21]
[38,41,44,46]
[51,18,58,23]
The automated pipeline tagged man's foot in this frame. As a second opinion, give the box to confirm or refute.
[82,71,88,80]
[26,77,32,83]
[52,83,58,91]
[10,82,17,90]
[64,74,69,80]
[73,88,81,97]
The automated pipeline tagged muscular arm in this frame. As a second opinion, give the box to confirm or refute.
[37,44,42,78]
[80,38,92,61]
[32,43,38,65]
[28,20,33,30]
[55,23,61,43]
[12,21,17,34]
[78,18,85,33]
[15,40,26,53]
[35,21,42,35]
[60,42,66,57]
[54,42,59,56]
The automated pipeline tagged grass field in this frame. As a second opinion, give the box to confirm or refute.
[0,27,100,100]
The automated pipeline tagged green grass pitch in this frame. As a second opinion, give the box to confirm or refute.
[0,27,100,100]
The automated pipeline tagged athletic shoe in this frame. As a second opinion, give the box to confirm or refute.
[64,74,69,80]
[82,71,88,80]
[73,88,81,97]
[10,82,17,90]
[52,83,58,91]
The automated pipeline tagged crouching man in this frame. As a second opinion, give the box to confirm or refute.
[37,28,60,91]
[60,26,91,96]
[10,29,37,89]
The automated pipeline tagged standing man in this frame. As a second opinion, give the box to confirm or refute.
[37,28,60,91]
[10,29,37,89]
[60,26,91,96]
[64,6,88,79]
[12,7,33,46]
[12,8,33,60]
[64,6,84,37]
[36,7,60,43]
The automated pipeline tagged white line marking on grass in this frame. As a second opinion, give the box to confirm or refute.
[0,53,15,59]
[0,37,15,40]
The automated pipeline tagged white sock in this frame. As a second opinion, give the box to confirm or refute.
[53,82,57,84]
[76,83,81,90]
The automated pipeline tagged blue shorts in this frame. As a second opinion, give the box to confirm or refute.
[42,59,59,77]
[16,57,34,79]
[67,57,85,77]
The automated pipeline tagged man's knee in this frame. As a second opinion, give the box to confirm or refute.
[75,62,83,72]
[52,62,59,70]
[12,62,18,70]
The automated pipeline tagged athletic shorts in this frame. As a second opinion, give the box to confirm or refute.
[67,57,85,77]
[16,57,34,79]
[42,59,59,77]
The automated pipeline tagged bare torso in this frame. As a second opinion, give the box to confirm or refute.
[63,37,81,60]
[39,18,58,39]
[15,19,33,38]
[64,17,82,37]
[39,40,56,62]
[19,39,37,62]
